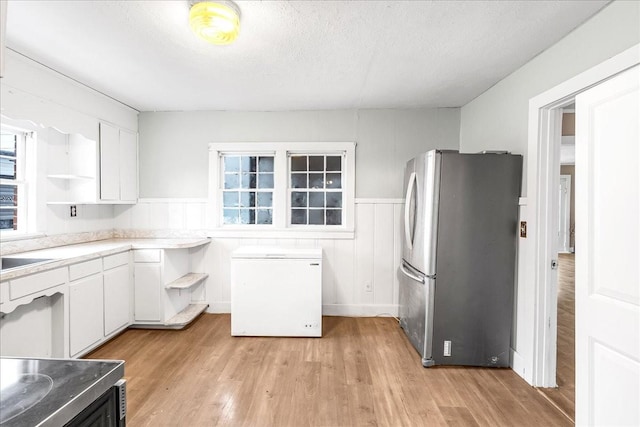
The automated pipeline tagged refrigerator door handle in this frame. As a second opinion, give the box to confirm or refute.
[404,171,417,250]
[401,261,425,284]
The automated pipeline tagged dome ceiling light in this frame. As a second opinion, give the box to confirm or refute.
[189,1,241,45]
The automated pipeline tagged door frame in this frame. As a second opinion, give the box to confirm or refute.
[526,44,640,387]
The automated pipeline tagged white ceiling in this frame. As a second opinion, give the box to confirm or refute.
[4,0,608,112]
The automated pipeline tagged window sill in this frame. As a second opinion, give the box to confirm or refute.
[205,228,355,240]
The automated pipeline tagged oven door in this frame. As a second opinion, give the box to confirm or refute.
[65,379,126,427]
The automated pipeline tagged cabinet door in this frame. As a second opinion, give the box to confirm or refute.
[70,275,104,356]
[99,122,120,201]
[119,129,137,202]
[134,264,162,322]
[104,264,130,336]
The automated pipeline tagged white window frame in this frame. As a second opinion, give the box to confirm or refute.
[0,125,36,238]
[208,142,355,239]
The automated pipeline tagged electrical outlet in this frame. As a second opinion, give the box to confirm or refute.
[70,205,77,218]
[364,281,372,292]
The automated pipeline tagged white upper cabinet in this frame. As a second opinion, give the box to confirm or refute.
[99,122,120,201]
[119,129,138,202]
[99,122,138,203]
[46,123,138,205]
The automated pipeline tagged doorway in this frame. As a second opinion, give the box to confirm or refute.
[528,46,639,425]
[538,106,576,422]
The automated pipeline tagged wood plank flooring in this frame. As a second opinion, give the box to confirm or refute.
[538,253,575,421]
[87,315,570,426]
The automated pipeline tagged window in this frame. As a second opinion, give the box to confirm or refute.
[209,142,355,237]
[222,155,274,224]
[0,128,30,234]
[290,154,343,225]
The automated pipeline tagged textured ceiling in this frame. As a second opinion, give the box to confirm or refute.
[4,0,608,112]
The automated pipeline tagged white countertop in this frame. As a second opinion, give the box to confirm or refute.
[0,237,211,281]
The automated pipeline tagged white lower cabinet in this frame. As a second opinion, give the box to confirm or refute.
[104,264,131,336]
[69,274,104,357]
[133,263,162,322]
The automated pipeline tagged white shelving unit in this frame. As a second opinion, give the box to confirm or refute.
[132,242,210,329]
[45,128,99,205]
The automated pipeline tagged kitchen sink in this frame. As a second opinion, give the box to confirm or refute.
[1,258,54,271]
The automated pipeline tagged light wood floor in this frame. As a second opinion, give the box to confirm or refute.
[87,315,570,426]
[538,253,575,421]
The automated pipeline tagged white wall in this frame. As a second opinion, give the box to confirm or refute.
[458,0,640,383]
[459,1,640,183]
[138,108,460,199]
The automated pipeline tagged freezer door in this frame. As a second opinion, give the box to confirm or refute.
[430,152,521,367]
[402,151,441,275]
[398,260,435,367]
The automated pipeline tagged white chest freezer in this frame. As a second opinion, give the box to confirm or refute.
[230,246,322,337]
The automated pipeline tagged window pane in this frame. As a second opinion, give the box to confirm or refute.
[309,209,324,225]
[291,209,307,225]
[223,209,238,224]
[326,173,342,189]
[223,191,239,207]
[239,209,256,224]
[291,156,307,171]
[326,192,342,208]
[224,156,240,172]
[0,158,16,179]
[258,173,274,189]
[326,156,341,171]
[309,173,323,189]
[258,156,274,172]
[291,191,307,208]
[0,208,17,230]
[309,156,324,171]
[291,173,307,189]
[0,133,17,155]
[241,173,257,189]
[0,185,17,207]
[309,192,324,208]
[257,192,272,207]
[257,209,272,225]
[224,173,239,189]
[239,192,256,207]
[326,209,342,225]
[241,156,257,173]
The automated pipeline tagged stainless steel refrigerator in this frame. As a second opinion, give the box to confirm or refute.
[399,150,522,367]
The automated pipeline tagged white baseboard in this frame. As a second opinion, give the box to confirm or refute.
[323,304,398,317]
[205,302,398,318]
[511,349,532,385]
[207,302,231,313]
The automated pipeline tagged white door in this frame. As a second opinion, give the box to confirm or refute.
[69,274,104,357]
[119,129,138,202]
[558,175,571,253]
[575,65,640,425]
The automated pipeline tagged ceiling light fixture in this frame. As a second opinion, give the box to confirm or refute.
[189,1,241,45]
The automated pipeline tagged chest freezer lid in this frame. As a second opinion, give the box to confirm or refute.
[231,246,322,259]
